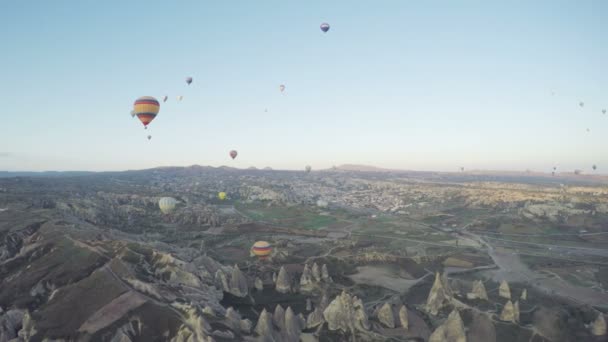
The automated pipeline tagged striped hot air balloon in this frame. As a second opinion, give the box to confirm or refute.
[251,241,272,257]
[133,96,160,129]
[158,197,178,214]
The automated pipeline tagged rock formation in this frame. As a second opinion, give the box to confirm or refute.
[254,308,276,341]
[312,263,321,282]
[467,311,496,342]
[322,291,370,334]
[399,305,409,329]
[592,314,607,336]
[306,298,312,311]
[230,265,248,297]
[499,280,511,300]
[273,305,285,332]
[520,288,527,301]
[376,302,395,328]
[429,309,466,342]
[306,308,325,329]
[0,309,24,341]
[321,264,330,281]
[282,307,302,342]
[300,264,313,287]
[426,272,452,315]
[466,280,488,300]
[500,300,517,323]
[255,277,264,291]
[275,266,291,294]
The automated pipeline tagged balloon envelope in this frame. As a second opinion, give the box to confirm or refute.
[162,95,168,102]
[158,197,178,214]
[251,241,272,257]
[218,192,227,201]
[177,95,183,101]
[147,135,152,140]
[230,150,238,159]
[186,77,193,85]
[305,165,312,173]
[603,109,606,114]
[320,22,330,32]
[133,96,160,127]
[579,101,585,107]
[279,85,285,92]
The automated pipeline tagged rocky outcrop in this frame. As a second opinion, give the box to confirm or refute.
[499,280,511,300]
[255,277,264,291]
[170,304,214,342]
[321,264,330,281]
[17,311,36,340]
[275,266,291,294]
[229,265,248,297]
[254,308,276,342]
[300,264,313,287]
[273,305,285,331]
[312,263,321,282]
[429,309,466,342]
[306,308,325,329]
[467,312,496,342]
[520,288,527,301]
[0,309,24,341]
[426,272,452,315]
[282,307,302,342]
[466,280,488,300]
[592,314,607,336]
[399,305,409,329]
[306,298,312,311]
[322,291,370,334]
[500,300,517,323]
[376,303,395,328]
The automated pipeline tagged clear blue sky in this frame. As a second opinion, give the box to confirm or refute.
[0,1,606,172]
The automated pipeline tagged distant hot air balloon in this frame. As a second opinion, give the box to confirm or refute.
[593,165,597,171]
[603,109,606,115]
[133,96,160,129]
[218,192,227,201]
[158,197,178,214]
[460,167,465,172]
[230,150,238,160]
[320,22,330,33]
[305,165,312,173]
[579,101,585,107]
[177,95,183,101]
[251,241,272,258]
[130,110,136,118]
[186,77,193,85]
[162,95,168,102]
[553,166,557,170]
[147,135,152,140]
[279,84,286,93]
[587,128,590,132]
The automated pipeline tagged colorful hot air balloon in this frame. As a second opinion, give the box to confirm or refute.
[279,84,285,93]
[218,192,227,201]
[162,95,168,102]
[230,150,238,160]
[305,165,312,173]
[177,95,183,101]
[158,197,178,214]
[320,22,330,33]
[133,96,160,129]
[251,241,272,257]
[186,77,193,85]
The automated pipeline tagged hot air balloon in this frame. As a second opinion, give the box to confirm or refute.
[186,77,193,85]
[603,109,606,114]
[587,128,590,132]
[218,192,227,201]
[460,167,464,172]
[133,96,160,129]
[320,22,330,33]
[158,197,178,214]
[147,135,152,140]
[593,165,597,171]
[251,241,272,258]
[279,84,285,93]
[230,150,238,160]
[579,101,585,107]
[305,165,312,173]
[177,95,183,101]
[162,95,168,102]
[130,110,136,118]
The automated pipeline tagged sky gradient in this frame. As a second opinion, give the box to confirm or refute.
[0,1,606,172]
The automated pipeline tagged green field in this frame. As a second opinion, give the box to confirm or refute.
[235,202,342,230]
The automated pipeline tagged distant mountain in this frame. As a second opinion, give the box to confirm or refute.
[333,164,392,172]
[0,171,97,178]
